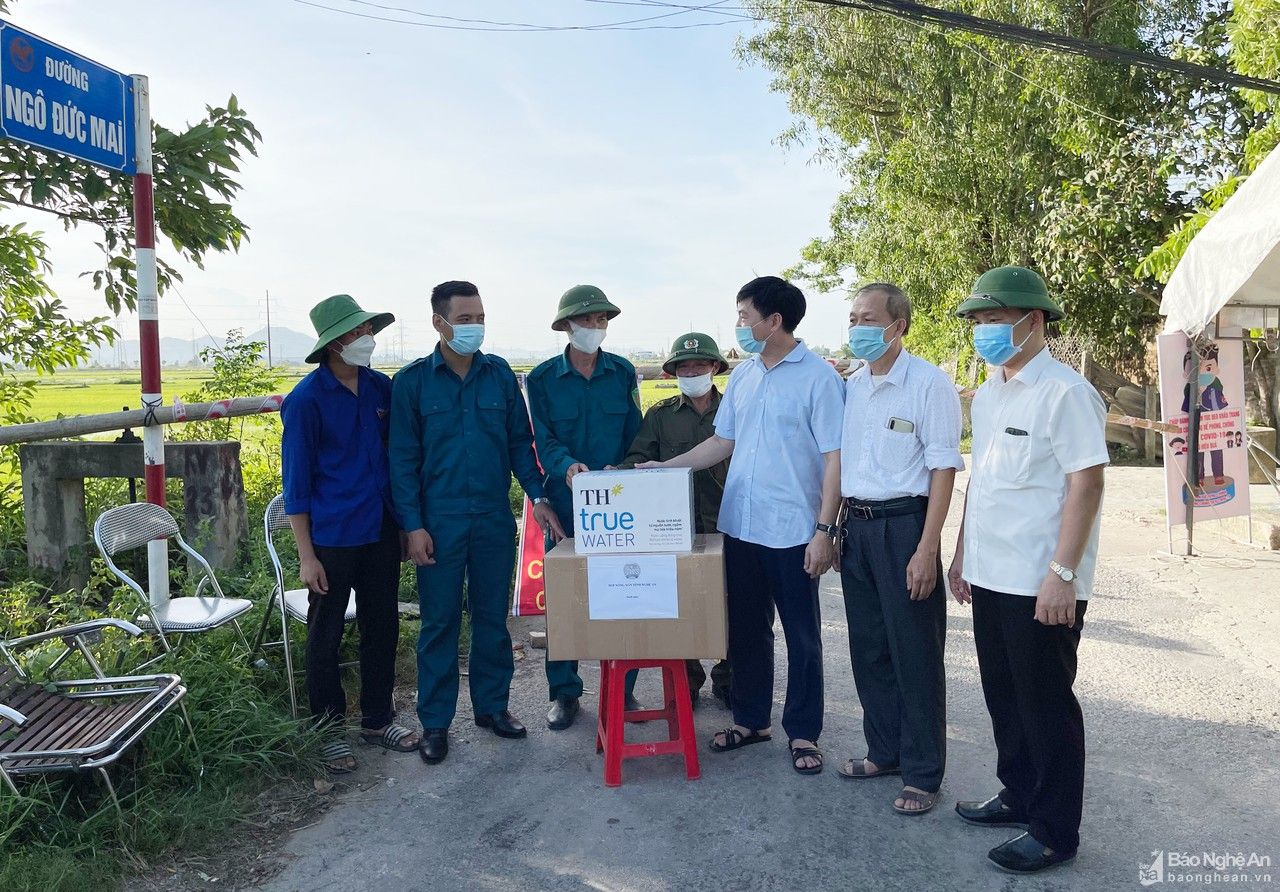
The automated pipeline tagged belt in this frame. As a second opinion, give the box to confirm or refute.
[843,495,928,521]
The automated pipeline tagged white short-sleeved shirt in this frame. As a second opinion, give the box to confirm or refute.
[715,340,845,548]
[962,347,1109,599]
[841,348,965,500]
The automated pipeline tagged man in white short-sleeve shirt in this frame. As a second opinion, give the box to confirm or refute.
[947,266,1107,875]
[836,283,964,817]
[638,276,844,776]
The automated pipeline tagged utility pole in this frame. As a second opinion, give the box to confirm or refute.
[265,289,274,368]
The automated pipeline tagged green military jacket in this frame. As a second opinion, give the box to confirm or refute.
[619,388,727,535]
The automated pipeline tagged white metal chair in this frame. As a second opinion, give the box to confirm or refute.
[93,502,252,669]
[0,618,198,815]
[251,494,357,717]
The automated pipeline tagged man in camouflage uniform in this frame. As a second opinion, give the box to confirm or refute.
[619,332,733,708]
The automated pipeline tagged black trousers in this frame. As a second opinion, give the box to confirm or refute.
[686,658,732,698]
[307,514,401,731]
[725,535,823,742]
[972,585,1088,854]
[839,508,947,792]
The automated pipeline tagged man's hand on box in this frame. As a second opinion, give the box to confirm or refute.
[804,532,834,578]
[565,462,589,486]
[533,502,567,542]
[406,529,436,566]
[634,460,664,469]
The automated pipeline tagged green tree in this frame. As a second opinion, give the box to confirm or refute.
[175,329,283,442]
[738,0,1244,370]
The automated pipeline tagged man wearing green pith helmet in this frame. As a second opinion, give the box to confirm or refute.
[526,285,642,731]
[618,331,733,708]
[947,265,1107,875]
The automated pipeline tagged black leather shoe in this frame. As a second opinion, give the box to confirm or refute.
[475,710,527,739]
[418,728,448,764]
[546,696,579,731]
[988,832,1076,874]
[955,794,1029,829]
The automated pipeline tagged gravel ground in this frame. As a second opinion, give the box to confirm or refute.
[250,467,1280,892]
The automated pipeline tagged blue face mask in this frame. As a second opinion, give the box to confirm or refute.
[973,312,1033,366]
[735,318,774,354]
[1197,371,1216,386]
[442,320,484,356]
[848,322,898,362]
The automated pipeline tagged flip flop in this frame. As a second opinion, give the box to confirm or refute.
[359,723,420,752]
[893,788,940,815]
[320,740,356,775]
[838,757,902,779]
[708,726,772,752]
[789,742,823,775]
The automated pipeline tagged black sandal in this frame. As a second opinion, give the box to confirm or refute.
[789,741,824,775]
[708,726,772,752]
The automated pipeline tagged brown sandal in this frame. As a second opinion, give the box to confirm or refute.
[893,788,939,815]
[838,757,902,779]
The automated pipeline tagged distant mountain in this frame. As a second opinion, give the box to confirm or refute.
[87,327,320,366]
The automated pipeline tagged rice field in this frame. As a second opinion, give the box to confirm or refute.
[22,366,727,424]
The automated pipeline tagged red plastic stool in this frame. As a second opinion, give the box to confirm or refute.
[594,658,700,787]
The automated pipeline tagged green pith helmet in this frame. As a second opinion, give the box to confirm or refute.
[955,266,1065,322]
[663,332,729,376]
[306,294,395,363]
[551,284,622,332]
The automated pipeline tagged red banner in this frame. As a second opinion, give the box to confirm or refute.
[511,496,546,616]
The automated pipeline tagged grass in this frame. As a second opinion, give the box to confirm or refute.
[0,476,337,892]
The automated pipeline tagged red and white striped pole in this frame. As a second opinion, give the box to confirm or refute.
[132,73,168,608]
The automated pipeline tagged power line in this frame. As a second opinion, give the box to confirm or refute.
[287,0,740,32]
[798,0,1280,96]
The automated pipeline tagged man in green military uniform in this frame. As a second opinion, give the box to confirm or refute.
[527,285,643,731]
[618,332,733,708]
[390,281,566,765]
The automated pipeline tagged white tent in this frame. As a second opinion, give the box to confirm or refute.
[1160,142,1280,336]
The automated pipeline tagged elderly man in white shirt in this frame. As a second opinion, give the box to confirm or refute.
[836,283,963,818]
[947,266,1107,876]
[638,276,844,775]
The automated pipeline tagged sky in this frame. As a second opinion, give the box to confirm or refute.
[7,0,852,362]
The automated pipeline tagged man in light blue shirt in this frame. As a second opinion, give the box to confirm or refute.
[638,276,844,775]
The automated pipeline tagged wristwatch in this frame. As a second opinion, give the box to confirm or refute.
[1049,560,1076,583]
[815,522,838,537]
[532,497,550,506]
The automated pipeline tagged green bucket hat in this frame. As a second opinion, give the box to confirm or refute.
[306,294,395,363]
[662,332,729,376]
[551,284,622,332]
[955,266,1065,322]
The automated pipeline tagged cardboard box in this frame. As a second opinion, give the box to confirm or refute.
[571,467,694,554]
[544,534,727,660]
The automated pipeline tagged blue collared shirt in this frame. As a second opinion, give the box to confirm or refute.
[388,347,546,528]
[715,340,845,548]
[281,363,395,548]
[526,347,642,532]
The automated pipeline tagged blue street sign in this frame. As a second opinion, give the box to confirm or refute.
[0,21,134,173]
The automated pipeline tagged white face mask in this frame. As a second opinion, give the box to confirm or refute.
[677,373,713,398]
[339,334,375,368]
[568,320,607,354]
